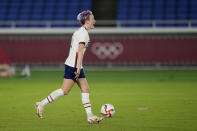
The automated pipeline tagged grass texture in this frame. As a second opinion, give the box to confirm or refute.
[0,70,197,131]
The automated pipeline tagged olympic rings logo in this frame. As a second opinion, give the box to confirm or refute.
[91,42,124,59]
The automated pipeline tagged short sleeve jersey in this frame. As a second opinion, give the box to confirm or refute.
[65,26,90,68]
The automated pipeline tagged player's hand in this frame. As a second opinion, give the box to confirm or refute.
[74,70,80,80]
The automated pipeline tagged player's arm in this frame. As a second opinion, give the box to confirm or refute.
[75,42,85,79]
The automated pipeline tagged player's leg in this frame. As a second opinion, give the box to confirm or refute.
[77,78,92,116]
[39,79,75,106]
[77,78,104,123]
[35,79,75,118]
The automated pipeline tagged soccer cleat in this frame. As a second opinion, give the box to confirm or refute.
[88,115,104,124]
[35,102,44,119]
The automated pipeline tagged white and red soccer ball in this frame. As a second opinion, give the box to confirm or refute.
[101,104,115,117]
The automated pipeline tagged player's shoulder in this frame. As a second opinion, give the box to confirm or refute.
[76,27,88,35]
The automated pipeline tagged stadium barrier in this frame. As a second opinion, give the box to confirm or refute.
[0,37,197,65]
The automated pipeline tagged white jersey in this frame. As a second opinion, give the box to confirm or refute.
[65,26,90,68]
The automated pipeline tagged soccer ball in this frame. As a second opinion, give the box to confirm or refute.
[101,104,115,117]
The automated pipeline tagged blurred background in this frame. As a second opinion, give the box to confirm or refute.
[1,1,197,130]
[0,0,197,73]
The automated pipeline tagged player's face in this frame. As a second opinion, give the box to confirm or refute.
[86,15,96,29]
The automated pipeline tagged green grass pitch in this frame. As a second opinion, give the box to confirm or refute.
[0,70,197,131]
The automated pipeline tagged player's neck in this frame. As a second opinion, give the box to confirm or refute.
[83,25,90,30]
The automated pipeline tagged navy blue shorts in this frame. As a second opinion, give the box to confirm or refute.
[64,64,86,82]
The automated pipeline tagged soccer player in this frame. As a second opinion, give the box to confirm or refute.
[0,64,13,77]
[35,10,104,124]
[0,46,14,77]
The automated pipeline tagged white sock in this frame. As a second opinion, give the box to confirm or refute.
[40,88,64,107]
[82,93,93,117]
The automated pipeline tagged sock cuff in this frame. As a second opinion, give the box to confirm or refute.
[82,93,90,105]
[50,88,64,96]
[57,88,64,95]
[49,88,64,101]
[82,93,89,98]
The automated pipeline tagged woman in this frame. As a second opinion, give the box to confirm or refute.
[35,10,104,124]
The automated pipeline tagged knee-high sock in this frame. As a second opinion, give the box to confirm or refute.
[82,93,93,117]
[40,88,64,107]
